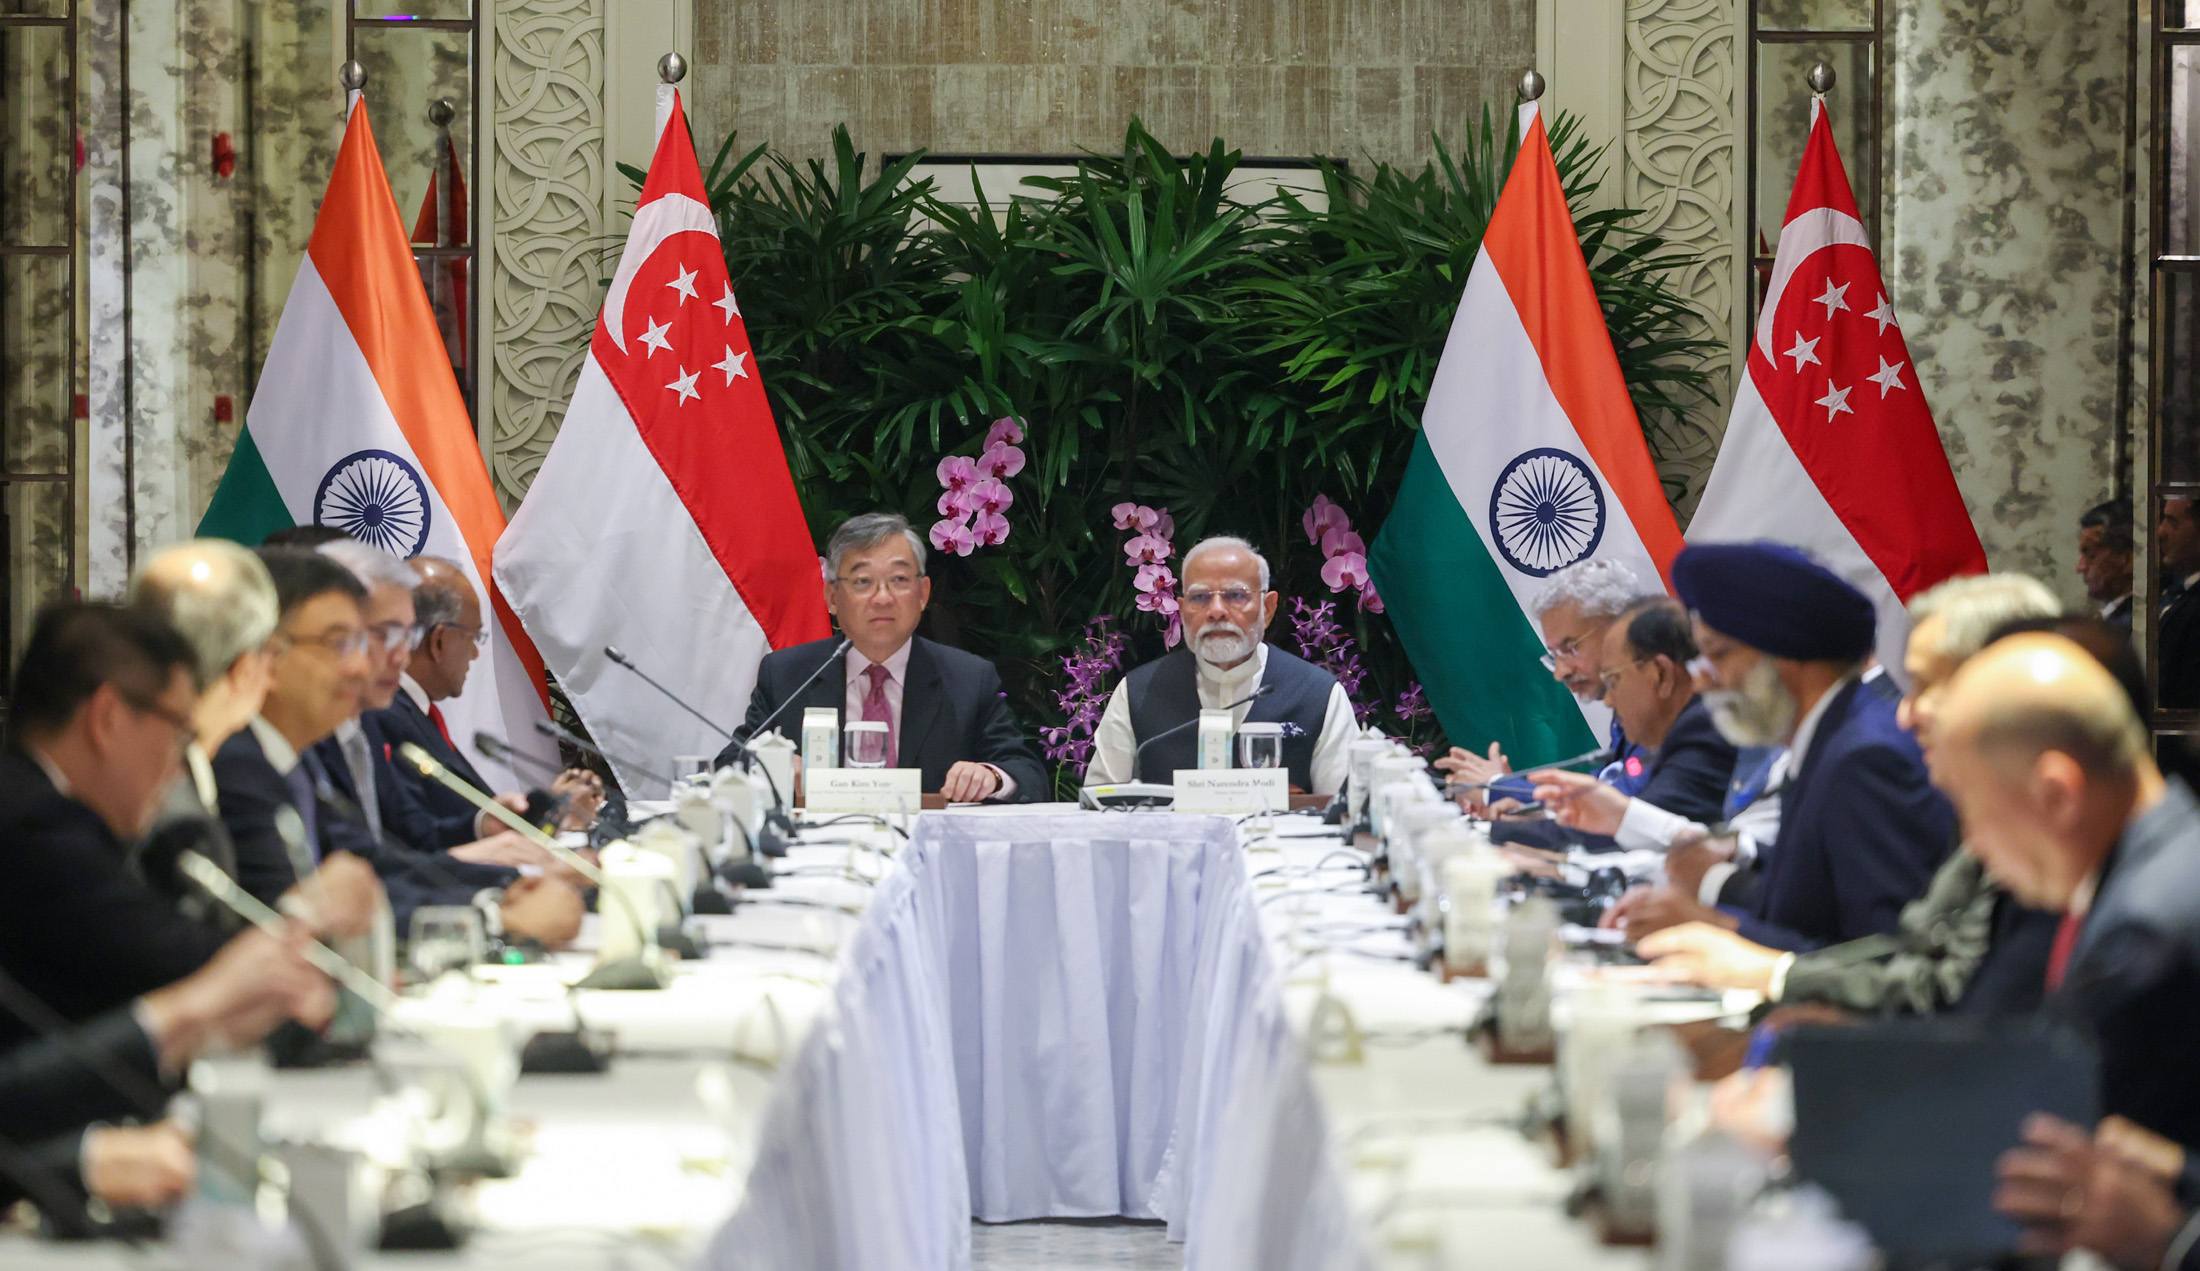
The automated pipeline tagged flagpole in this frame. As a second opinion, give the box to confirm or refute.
[340,59,366,119]
[656,52,686,139]
[1516,67,1544,137]
[1808,60,1835,122]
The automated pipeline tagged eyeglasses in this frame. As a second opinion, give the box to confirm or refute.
[368,620,425,654]
[429,622,489,649]
[1180,588,1259,610]
[283,625,373,658]
[1536,628,1605,673]
[833,573,922,598]
[1597,657,1654,696]
[121,692,197,759]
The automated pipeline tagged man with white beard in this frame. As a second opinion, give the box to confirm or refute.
[1580,541,1956,951]
[1084,536,1357,795]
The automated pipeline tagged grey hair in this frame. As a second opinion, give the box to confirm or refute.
[1529,559,1649,621]
[825,512,927,580]
[317,538,420,594]
[1180,536,1271,590]
[1906,572,2060,662]
[126,539,280,688]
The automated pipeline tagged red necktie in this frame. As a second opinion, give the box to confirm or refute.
[861,663,897,767]
[2044,909,2084,992]
[427,701,456,752]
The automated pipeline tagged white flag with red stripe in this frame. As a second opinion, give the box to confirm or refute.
[495,93,830,794]
[1689,102,1985,671]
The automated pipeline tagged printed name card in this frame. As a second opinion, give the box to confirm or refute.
[804,768,923,813]
[1171,768,1288,815]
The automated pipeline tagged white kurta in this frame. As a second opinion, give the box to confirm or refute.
[1083,644,1358,795]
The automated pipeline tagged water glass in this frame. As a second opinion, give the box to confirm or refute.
[1238,722,1284,770]
[671,754,714,787]
[407,905,485,984]
[844,720,891,768]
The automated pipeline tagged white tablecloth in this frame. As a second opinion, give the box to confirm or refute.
[705,809,1364,1270]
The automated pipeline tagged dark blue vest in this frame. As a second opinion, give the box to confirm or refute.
[1124,646,1336,791]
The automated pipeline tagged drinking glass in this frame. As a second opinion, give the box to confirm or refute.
[671,754,714,788]
[844,721,891,768]
[1238,723,1284,770]
[407,905,485,984]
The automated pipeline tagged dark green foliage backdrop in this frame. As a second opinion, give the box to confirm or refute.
[624,111,1717,785]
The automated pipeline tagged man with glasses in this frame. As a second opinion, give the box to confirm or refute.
[719,512,1044,802]
[1084,535,1356,795]
[367,555,603,848]
[1560,597,1737,833]
[1435,559,1658,812]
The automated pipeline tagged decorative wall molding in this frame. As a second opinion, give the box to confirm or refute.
[485,0,607,506]
[1621,0,1741,518]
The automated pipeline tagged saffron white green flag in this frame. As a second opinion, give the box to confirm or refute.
[1368,104,1685,765]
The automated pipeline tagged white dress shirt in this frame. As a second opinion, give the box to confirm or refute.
[1083,643,1357,795]
[846,639,1015,799]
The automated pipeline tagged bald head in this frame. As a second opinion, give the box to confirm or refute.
[406,556,484,701]
[1936,635,2161,909]
[128,540,281,750]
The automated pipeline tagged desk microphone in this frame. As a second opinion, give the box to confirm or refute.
[1131,684,1275,782]
[399,744,665,991]
[735,637,852,757]
[603,645,735,741]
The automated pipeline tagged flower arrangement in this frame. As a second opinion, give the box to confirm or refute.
[930,417,1026,556]
[1113,502,1182,649]
[1037,616,1130,775]
[1302,493,1383,613]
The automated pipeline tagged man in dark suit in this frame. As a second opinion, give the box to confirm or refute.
[1934,636,2200,1162]
[362,554,601,851]
[717,512,1045,802]
[2157,496,2200,707]
[1586,542,1954,951]
[1527,597,1737,842]
[2079,497,2136,632]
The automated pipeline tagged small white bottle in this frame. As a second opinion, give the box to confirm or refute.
[801,707,840,773]
[1196,708,1233,770]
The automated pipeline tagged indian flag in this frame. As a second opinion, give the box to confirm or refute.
[1368,103,1684,765]
[198,97,550,787]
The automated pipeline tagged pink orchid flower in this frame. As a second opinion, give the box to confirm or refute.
[928,518,977,557]
[1136,586,1179,615]
[1162,613,1183,648]
[1302,494,1350,545]
[1153,509,1175,541]
[1321,551,1371,591]
[937,487,978,519]
[1358,581,1385,614]
[984,417,1025,449]
[1123,532,1171,566]
[979,442,1027,479]
[971,509,1011,547]
[936,454,979,492]
[968,477,1014,515]
[1134,562,1175,595]
[1320,526,1366,560]
[1112,502,1159,532]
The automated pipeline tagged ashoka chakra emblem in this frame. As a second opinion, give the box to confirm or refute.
[1487,447,1605,577]
[313,449,432,558]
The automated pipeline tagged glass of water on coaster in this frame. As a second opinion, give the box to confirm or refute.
[844,720,891,768]
[1238,722,1285,771]
[408,905,486,989]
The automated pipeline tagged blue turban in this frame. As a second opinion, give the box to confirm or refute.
[1671,541,1875,661]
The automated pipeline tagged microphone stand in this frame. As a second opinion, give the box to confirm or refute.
[398,745,666,991]
[1081,684,1277,810]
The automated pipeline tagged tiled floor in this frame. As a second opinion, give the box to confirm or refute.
[969,1218,1182,1269]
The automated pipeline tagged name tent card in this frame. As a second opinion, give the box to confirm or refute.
[805,768,922,814]
[1171,768,1288,815]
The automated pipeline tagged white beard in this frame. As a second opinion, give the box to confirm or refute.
[1193,624,1254,669]
[1705,658,1798,748]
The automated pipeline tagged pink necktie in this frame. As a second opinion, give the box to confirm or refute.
[862,663,897,766]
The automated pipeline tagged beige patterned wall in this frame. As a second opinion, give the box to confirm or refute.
[485,0,606,505]
[1621,0,1739,518]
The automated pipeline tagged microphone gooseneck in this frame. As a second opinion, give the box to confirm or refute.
[1130,682,1276,783]
[604,645,734,741]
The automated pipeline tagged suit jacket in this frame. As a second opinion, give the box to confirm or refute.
[1626,696,1739,828]
[2058,778,2200,1152]
[0,1006,161,1144]
[1728,679,1955,952]
[210,726,494,932]
[359,691,490,851]
[130,755,246,937]
[719,636,1046,800]
[0,750,228,1050]
[2161,587,2200,709]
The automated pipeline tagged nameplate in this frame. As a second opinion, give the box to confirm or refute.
[805,768,923,813]
[1171,768,1288,814]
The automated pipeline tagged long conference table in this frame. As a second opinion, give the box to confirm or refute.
[8,804,1738,1269]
